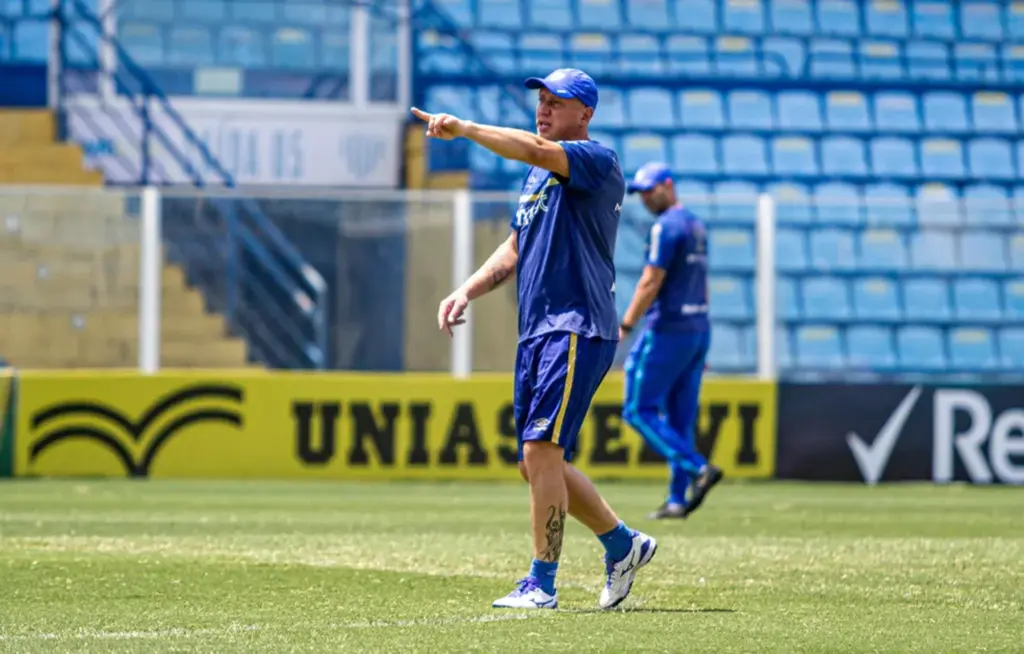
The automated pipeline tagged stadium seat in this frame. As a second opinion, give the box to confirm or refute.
[870,138,917,178]
[776,229,808,272]
[527,0,572,29]
[1000,327,1024,369]
[776,275,800,319]
[272,27,315,68]
[709,228,756,271]
[817,0,860,37]
[814,182,861,224]
[119,22,164,65]
[972,92,1018,133]
[628,88,675,128]
[960,3,1003,42]
[912,1,955,40]
[771,182,813,223]
[963,184,1012,226]
[122,0,175,20]
[570,33,614,77]
[433,0,472,25]
[865,183,913,226]
[722,135,769,175]
[771,326,794,369]
[910,231,956,270]
[666,36,710,75]
[621,133,668,174]
[715,36,758,77]
[920,139,965,179]
[803,277,851,320]
[873,92,920,132]
[903,278,951,320]
[810,39,855,78]
[853,276,901,320]
[906,40,951,80]
[419,31,465,74]
[859,229,907,271]
[708,323,746,369]
[968,138,1015,180]
[923,92,968,132]
[627,0,671,31]
[897,326,947,369]
[771,0,813,36]
[1011,234,1024,271]
[519,34,564,75]
[676,181,712,218]
[320,30,350,69]
[777,91,822,131]
[915,183,961,226]
[1009,3,1024,40]
[168,26,214,66]
[709,275,752,319]
[826,91,871,131]
[955,43,999,82]
[847,325,897,369]
[953,278,1002,321]
[1003,44,1024,82]
[673,0,718,32]
[867,0,908,38]
[960,231,1008,272]
[479,0,523,28]
[763,37,806,77]
[679,89,724,129]
[821,136,868,177]
[671,135,719,175]
[620,34,663,75]
[772,137,817,176]
[471,33,515,73]
[1004,280,1024,320]
[810,228,857,271]
[860,41,903,80]
[592,87,626,128]
[426,86,475,119]
[948,327,998,370]
[724,0,765,34]
[577,0,622,30]
[728,90,773,129]
[714,181,760,222]
[795,325,844,368]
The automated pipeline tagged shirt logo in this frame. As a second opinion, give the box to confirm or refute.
[514,177,559,228]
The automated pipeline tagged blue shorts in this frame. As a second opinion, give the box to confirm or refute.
[513,331,617,462]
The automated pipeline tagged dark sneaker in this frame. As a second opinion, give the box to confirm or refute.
[684,465,724,518]
[647,502,688,520]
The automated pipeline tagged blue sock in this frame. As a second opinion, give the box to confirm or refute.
[529,559,558,595]
[597,521,635,561]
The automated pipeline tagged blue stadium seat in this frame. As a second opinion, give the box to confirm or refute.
[859,229,907,271]
[771,182,813,223]
[519,33,564,75]
[715,36,758,77]
[853,276,901,320]
[709,228,755,271]
[795,325,845,369]
[728,90,773,129]
[953,278,1003,321]
[620,35,663,75]
[955,43,999,82]
[776,228,809,272]
[527,0,572,29]
[181,0,226,22]
[912,1,955,40]
[865,182,913,226]
[426,86,475,120]
[679,89,724,129]
[628,88,675,128]
[714,181,760,222]
[874,93,919,134]
[1011,233,1024,271]
[771,0,813,36]
[810,39,855,78]
[13,19,47,62]
[810,228,857,270]
[272,27,314,68]
[817,0,860,37]
[960,2,1003,41]
[911,231,956,270]
[860,41,903,80]
[231,0,276,22]
[772,326,795,369]
[963,184,1012,226]
[1000,327,1024,369]
[776,275,800,319]
[870,137,917,178]
[677,181,712,218]
[826,91,871,131]
[592,87,626,128]
[772,137,817,176]
[320,30,349,69]
[722,135,769,175]
[1004,280,1024,320]
[968,138,1014,180]
[1009,3,1024,40]
[867,0,908,38]
[906,40,951,80]
[903,278,951,320]
[708,323,746,369]
[709,275,752,319]
[570,33,614,76]
[432,0,472,25]
[673,0,718,32]
[763,37,806,77]
[666,36,710,75]
[923,92,968,132]
[915,183,961,226]
[803,277,851,320]
[577,0,622,30]
[0,23,9,60]
[671,135,719,175]
[723,0,765,34]
[419,31,464,74]
[1003,44,1024,82]
[479,0,523,28]
[627,0,671,31]
[777,91,822,131]
[960,231,1007,272]
[972,92,1017,133]
[920,138,965,179]
[821,136,867,177]
[589,130,619,153]
[119,22,164,65]
[168,25,214,66]
[949,328,998,370]
[898,326,947,370]
[219,26,266,67]
[814,182,862,224]
[621,133,668,174]
[847,325,897,369]
[471,33,515,74]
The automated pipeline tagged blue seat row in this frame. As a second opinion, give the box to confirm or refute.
[431,0,1024,43]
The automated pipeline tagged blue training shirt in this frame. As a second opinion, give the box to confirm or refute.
[511,139,625,343]
[643,205,710,332]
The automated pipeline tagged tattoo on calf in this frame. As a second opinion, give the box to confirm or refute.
[541,505,567,562]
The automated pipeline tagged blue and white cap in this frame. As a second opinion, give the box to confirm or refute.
[627,162,673,194]
[524,68,599,109]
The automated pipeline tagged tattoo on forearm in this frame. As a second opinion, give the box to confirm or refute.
[541,505,567,562]
[488,264,512,289]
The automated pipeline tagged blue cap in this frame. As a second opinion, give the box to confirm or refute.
[627,162,673,194]
[524,68,599,109]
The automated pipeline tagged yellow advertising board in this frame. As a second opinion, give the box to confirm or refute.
[14,371,776,480]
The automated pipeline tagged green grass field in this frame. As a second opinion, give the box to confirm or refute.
[0,480,1021,653]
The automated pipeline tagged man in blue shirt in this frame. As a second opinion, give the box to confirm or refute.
[412,68,657,611]
[618,162,724,520]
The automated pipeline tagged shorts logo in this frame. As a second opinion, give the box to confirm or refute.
[27,384,245,478]
[531,418,551,432]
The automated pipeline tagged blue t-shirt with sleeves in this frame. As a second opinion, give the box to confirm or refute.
[643,205,710,332]
[511,139,624,343]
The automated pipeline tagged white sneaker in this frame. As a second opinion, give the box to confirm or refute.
[492,577,558,609]
[599,531,658,609]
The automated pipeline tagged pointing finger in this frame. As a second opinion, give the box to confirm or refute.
[411,107,431,122]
